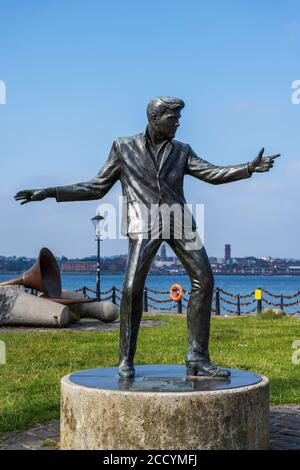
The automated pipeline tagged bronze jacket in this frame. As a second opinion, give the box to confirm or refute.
[55,130,251,236]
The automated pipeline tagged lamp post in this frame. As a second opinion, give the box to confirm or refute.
[91,214,104,302]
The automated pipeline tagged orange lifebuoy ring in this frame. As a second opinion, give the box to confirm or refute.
[170,283,183,302]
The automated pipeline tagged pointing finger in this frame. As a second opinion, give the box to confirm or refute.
[269,154,281,160]
[15,196,30,201]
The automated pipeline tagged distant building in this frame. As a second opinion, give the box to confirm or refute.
[289,266,300,271]
[61,261,97,273]
[154,260,174,268]
[160,244,167,261]
[224,244,231,263]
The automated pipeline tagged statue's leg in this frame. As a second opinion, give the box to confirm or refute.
[119,235,161,378]
[168,236,230,378]
[168,238,213,362]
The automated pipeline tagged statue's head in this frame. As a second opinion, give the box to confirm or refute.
[147,96,185,140]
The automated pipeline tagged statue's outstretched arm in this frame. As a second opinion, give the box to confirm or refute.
[15,141,121,205]
[186,146,280,185]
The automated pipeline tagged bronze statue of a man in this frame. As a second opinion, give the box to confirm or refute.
[15,97,280,379]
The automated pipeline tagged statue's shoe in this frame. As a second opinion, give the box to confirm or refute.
[118,360,135,379]
[186,360,231,378]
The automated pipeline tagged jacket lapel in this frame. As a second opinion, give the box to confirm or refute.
[158,141,173,173]
[140,132,158,173]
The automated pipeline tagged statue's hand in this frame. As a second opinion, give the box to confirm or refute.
[14,188,55,205]
[248,148,281,173]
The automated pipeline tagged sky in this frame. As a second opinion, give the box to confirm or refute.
[0,0,299,259]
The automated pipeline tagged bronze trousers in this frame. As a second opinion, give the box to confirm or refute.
[119,227,214,365]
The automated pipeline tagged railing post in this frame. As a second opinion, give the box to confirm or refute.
[257,298,262,314]
[256,287,262,314]
[237,294,241,316]
[280,294,284,312]
[215,287,220,315]
[177,298,182,314]
[112,286,116,304]
[143,287,148,312]
[83,286,87,298]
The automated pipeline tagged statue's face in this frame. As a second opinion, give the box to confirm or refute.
[151,109,181,140]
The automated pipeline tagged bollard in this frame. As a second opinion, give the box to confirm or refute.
[143,287,148,312]
[237,294,241,316]
[112,286,116,305]
[177,298,182,314]
[280,294,284,312]
[255,288,262,314]
[215,287,220,315]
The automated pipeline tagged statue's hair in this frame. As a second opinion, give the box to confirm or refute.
[147,96,185,121]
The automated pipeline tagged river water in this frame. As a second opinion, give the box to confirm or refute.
[1,273,299,315]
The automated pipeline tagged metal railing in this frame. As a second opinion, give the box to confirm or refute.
[74,286,300,316]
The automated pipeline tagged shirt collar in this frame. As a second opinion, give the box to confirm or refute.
[143,126,170,151]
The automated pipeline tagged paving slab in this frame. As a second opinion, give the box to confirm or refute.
[0,319,165,334]
[0,406,299,450]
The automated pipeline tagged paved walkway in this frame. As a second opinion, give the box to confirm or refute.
[270,404,300,450]
[0,405,299,450]
[0,319,165,334]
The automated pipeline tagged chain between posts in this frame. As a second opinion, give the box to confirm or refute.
[70,285,300,315]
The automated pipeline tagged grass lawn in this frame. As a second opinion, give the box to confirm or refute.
[0,314,299,437]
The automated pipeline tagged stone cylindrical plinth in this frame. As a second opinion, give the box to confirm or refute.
[60,365,269,450]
